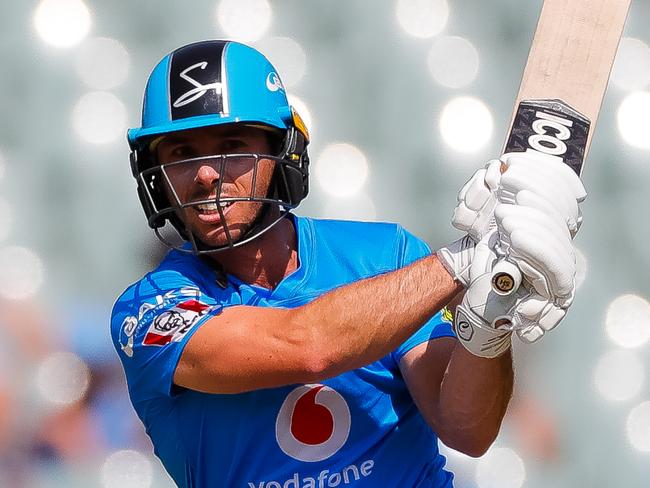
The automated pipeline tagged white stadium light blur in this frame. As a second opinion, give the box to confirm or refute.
[316,143,369,198]
[0,198,13,243]
[626,401,650,453]
[428,36,480,89]
[439,96,493,154]
[36,352,90,406]
[396,0,449,39]
[255,37,307,88]
[76,37,130,90]
[216,0,272,43]
[611,38,650,91]
[605,294,650,348]
[0,246,44,300]
[617,91,650,149]
[72,92,127,145]
[101,450,154,488]
[324,192,377,221]
[33,0,91,48]
[475,447,526,488]
[594,349,644,402]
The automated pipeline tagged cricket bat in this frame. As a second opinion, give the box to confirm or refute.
[490,0,632,295]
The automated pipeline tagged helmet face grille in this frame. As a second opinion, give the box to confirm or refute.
[136,151,308,254]
[169,41,227,121]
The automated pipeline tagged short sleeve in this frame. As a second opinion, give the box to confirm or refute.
[391,226,456,364]
[110,271,223,404]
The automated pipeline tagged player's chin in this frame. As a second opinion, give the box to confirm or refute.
[193,210,261,248]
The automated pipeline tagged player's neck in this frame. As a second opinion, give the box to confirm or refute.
[208,215,298,290]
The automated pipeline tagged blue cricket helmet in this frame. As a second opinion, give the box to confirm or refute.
[128,40,301,148]
[128,40,310,253]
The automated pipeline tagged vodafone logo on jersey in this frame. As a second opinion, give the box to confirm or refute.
[275,384,351,462]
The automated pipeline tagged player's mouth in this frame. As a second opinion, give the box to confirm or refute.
[194,201,235,223]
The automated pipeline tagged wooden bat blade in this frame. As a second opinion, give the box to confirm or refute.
[491,0,631,296]
[503,0,631,176]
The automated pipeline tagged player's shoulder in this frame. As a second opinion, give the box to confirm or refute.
[298,216,429,269]
[110,250,208,330]
[302,215,403,241]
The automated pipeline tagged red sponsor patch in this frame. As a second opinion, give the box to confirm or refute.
[143,299,211,347]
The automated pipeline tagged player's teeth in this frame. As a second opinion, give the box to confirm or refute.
[196,202,232,211]
[197,203,219,211]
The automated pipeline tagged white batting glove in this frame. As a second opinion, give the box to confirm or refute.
[451,159,502,241]
[453,221,577,357]
[436,235,475,287]
[452,153,587,241]
[499,152,587,237]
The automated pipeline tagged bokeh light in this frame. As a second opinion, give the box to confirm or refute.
[101,450,153,488]
[256,37,307,88]
[0,246,44,300]
[626,401,650,452]
[33,0,91,48]
[76,37,130,89]
[315,143,369,197]
[216,0,272,43]
[36,352,90,406]
[324,192,377,221]
[0,198,13,242]
[611,38,650,91]
[605,294,650,348]
[617,91,650,149]
[475,447,526,488]
[72,92,127,145]
[428,36,479,88]
[439,96,493,153]
[594,349,644,402]
[396,0,449,39]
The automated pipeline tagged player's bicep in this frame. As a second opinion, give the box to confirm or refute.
[174,305,317,395]
[399,337,456,432]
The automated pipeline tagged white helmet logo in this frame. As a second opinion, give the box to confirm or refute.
[275,384,351,462]
[173,62,223,108]
[266,72,284,92]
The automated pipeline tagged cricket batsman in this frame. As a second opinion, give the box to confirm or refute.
[111,40,585,487]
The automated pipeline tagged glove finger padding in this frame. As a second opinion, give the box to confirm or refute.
[512,293,568,343]
[508,228,575,298]
[500,165,581,230]
[495,205,576,298]
[452,159,502,241]
[514,189,581,237]
[502,152,587,202]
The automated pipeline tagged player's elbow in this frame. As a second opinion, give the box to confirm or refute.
[439,429,498,458]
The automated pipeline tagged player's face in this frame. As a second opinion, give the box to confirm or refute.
[157,124,277,247]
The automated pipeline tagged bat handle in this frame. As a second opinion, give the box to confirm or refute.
[490,259,522,296]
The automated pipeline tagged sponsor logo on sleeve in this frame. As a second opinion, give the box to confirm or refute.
[143,299,212,347]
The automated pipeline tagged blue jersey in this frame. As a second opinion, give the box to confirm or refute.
[111,216,456,488]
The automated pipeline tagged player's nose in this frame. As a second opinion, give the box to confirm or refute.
[194,164,221,188]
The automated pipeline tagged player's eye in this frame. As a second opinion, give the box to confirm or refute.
[168,145,196,160]
[220,139,248,154]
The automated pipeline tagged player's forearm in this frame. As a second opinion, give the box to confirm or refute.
[293,254,462,380]
[436,345,513,457]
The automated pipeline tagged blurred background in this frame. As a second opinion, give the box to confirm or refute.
[1,0,649,486]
